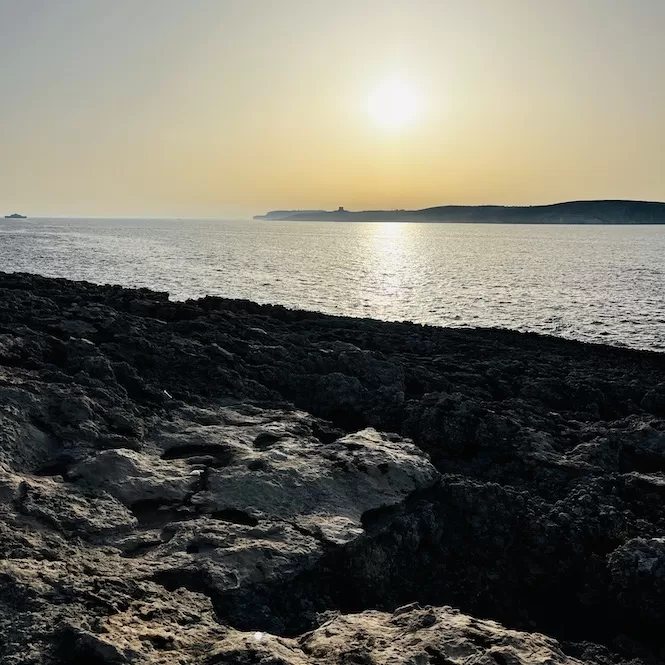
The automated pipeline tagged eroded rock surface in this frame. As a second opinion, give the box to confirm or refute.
[1,272,665,663]
[212,605,582,665]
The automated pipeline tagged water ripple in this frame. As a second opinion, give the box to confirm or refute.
[1,218,664,351]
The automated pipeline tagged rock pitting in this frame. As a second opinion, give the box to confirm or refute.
[1,272,664,664]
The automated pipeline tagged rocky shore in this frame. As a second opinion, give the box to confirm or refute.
[1,272,665,664]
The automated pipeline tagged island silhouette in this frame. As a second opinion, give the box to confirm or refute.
[254,200,665,224]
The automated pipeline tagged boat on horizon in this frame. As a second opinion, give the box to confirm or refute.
[4,213,27,219]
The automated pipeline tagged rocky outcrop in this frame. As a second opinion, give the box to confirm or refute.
[0,397,437,658]
[1,272,665,663]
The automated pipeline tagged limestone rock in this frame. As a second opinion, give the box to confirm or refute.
[211,606,582,665]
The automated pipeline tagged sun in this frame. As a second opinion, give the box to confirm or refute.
[367,78,422,130]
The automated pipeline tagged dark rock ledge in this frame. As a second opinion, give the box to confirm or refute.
[1,271,665,664]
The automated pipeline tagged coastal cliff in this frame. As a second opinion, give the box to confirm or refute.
[254,199,665,223]
[1,272,665,663]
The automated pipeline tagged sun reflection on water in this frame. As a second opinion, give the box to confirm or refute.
[367,223,412,311]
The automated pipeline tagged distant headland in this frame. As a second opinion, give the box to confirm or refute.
[254,200,665,224]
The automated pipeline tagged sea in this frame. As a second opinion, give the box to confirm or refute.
[1,217,664,351]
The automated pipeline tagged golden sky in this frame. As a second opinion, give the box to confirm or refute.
[1,0,664,217]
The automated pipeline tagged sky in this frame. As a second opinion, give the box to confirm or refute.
[1,0,664,218]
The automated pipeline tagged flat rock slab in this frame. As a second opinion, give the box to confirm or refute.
[0,397,438,661]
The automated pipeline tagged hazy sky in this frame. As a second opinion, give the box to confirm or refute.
[1,0,664,217]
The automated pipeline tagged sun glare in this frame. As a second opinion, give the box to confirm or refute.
[367,78,422,130]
